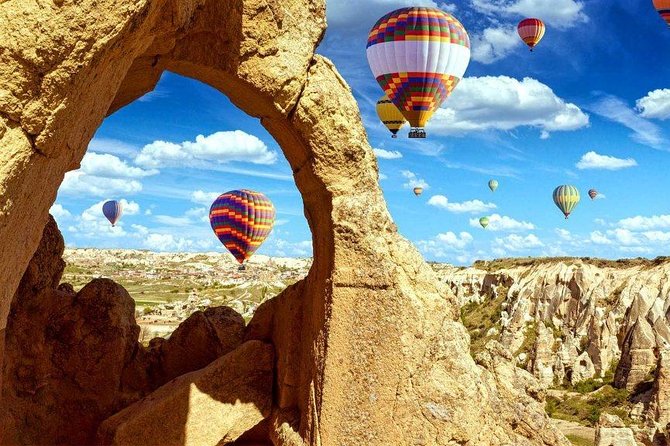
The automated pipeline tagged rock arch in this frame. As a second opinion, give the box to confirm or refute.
[0,0,569,444]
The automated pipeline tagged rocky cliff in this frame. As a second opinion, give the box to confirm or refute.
[435,258,670,440]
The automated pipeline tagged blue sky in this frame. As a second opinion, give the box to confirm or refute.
[52,0,670,264]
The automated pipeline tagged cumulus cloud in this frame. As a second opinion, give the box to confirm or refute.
[418,231,474,259]
[401,170,429,190]
[636,89,670,120]
[428,195,497,214]
[469,213,534,232]
[575,151,637,170]
[143,233,215,252]
[591,96,665,150]
[431,76,589,138]
[88,138,139,156]
[50,204,72,221]
[493,233,544,252]
[135,131,277,169]
[617,214,670,231]
[191,190,221,206]
[471,26,521,64]
[67,199,140,239]
[471,0,588,29]
[373,148,403,159]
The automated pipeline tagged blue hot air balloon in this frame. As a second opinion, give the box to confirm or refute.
[102,200,123,227]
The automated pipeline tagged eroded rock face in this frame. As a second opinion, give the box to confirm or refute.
[0,0,568,444]
[595,414,636,446]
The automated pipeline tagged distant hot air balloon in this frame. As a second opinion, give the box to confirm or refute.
[553,185,580,219]
[102,200,123,227]
[488,179,499,192]
[588,189,599,200]
[209,190,276,265]
[517,18,545,51]
[367,7,471,139]
[376,95,407,138]
[653,0,670,27]
[413,187,424,196]
[479,216,490,229]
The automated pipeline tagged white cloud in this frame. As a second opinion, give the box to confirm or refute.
[591,96,665,150]
[471,26,520,64]
[617,215,670,231]
[50,204,72,221]
[401,170,429,190]
[470,213,534,232]
[432,76,589,138]
[191,190,220,206]
[418,231,474,259]
[67,199,140,239]
[636,89,670,120]
[493,234,544,252]
[88,138,138,156]
[79,152,158,179]
[373,148,403,159]
[575,151,637,170]
[589,231,612,245]
[143,233,214,252]
[471,0,588,29]
[135,131,277,169]
[428,195,497,214]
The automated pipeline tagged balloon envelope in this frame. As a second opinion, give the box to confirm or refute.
[653,0,670,26]
[488,179,498,192]
[518,18,545,50]
[479,217,490,229]
[553,185,580,219]
[413,187,423,196]
[209,190,276,264]
[102,200,123,226]
[367,7,470,137]
[376,95,407,138]
[588,189,598,200]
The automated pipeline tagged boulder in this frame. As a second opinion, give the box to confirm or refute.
[98,340,274,446]
[595,414,636,446]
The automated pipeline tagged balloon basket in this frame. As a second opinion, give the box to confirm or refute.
[409,128,426,139]
[238,264,246,271]
[391,134,397,138]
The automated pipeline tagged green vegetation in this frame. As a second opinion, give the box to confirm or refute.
[460,285,508,355]
[546,385,632,427]
[566,434,594,446]
[471,256,670,272]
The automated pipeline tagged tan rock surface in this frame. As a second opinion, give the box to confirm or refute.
[595,414,637,446]
[98,340,274,446]
[0,1,568,445]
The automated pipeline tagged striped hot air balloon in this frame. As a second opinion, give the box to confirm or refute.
[653,0,670,27]
[376,95,407,138]
[366,7,471,139]
[518,18,545,51]
[102,200,123,227]
[553,185,580,219]
[209,190,276,265]
[488,179,499,192]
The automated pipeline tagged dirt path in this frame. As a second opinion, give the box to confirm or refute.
[551,418,595,445]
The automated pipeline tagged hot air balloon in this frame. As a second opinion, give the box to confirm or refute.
[102,200,123,227]
[366,7,471,139]
[653,0,670,27]
[588,189,599,200]
[376,95,407,138]
[553,185,580,219]
[517,18,545,51]
[413,187,424,196]
[488,179,499,192]
[209,189,276,266]
[479,216,490,229]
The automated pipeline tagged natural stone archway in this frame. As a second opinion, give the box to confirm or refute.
[0,1,570,445]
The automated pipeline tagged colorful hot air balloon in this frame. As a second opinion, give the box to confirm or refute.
[588,189,599,200]
[367,7,471,139]
[102,200,123,227]
[209,190,276,265]
[653,0,670,27]
[479,216,490,229]
[376,95,407,138]
[413,187,424,196]
[553,185,580,219]
[517,18,545,51]
[488,179,499,192]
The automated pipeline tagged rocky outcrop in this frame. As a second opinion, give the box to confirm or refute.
[0,0,570,444]
[595,414,636,446]
[98,340,274,446]
[649,350,670,433]
[615,319,658,391]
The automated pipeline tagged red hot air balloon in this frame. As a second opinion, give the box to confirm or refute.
[653,0,670,27]
[518,18,546,51]
[209,190,276,265]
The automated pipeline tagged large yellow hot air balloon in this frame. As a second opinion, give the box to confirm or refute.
[653,0,670,27]
[553,185,580,219]
[517,18,545,51]
[366,7,471,138]
[376,95,407,138]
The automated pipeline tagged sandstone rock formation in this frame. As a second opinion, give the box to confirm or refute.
[594,414,636,446]
[98,340,274,446]
[615,319,658,391]
[0,0,569,444]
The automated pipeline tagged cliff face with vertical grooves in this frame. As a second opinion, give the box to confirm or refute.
[435,258,670,439]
